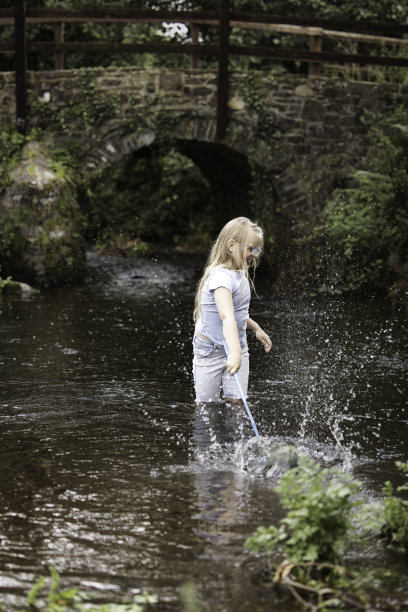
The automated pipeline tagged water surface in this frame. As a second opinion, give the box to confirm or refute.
[1,252,407,610]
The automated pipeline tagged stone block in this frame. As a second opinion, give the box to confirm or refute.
[228,97,246,111]
[294,83,314,98]
[159,71,183,91]
[300,99,324,121]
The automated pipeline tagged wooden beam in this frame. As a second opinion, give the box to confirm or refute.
[27,41,218,55]
[309,35,322,76]
[54,22,64,69]
[228,44,408,67]
[2,7,408,35]
[24,8,219,24]
[15,0,27,133]
[22,40,408,67]
[217,0,230,139]
[229,11,408,35]
[228,21,408,46]
[191,24,200,69]
[3,15,408,47]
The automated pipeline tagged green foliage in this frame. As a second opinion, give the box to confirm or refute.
[2,0,407,74]
[94,233,149,257]
[283,0,408,21]
[0,274,12,294]
[245,459,408,609]
[30,69,121,142]
[381,461,408,553]
[179,581,202,612]
[316,173,398,292]
[3,564,156,612]
[298,107,408,301]
[0,126,25,187]
[245,457,360,563]
[0,0,195,72]
[0,126,44,190]
[73,69,118,130]
[83,148,220,249]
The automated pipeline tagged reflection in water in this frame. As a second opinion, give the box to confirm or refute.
[0,252,407,610]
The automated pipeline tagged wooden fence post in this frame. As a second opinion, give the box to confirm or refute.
[309,34,322,76]
[54,22,65,70]
[191,23,200,69]
[15,0,27,133]
[216,0,230,139]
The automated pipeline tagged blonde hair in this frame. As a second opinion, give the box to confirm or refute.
[193,217,264,321]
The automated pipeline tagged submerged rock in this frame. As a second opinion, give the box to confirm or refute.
[238,437,299,478]
[2,280,39,296]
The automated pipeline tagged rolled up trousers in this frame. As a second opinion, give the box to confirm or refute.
[193,334,249,403]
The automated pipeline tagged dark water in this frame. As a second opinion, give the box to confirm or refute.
[0,252,407,611]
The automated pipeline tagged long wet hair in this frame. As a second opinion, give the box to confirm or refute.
[193,217,264,322]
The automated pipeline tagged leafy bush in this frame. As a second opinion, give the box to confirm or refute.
[316,169,405,292]
[245,459,408,610]
[245,457,361,563]
[297,109,408,302]
[381,461,408,553]
[1,565,156,612]
[83,148,220,249]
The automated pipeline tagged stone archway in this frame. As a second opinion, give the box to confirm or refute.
[80,128,255,252]
[79,114,261,229]
[78,112,285,235]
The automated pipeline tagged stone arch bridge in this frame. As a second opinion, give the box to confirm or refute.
[1,67,407,285]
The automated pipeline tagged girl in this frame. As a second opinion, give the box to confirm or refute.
[193,217,272,405]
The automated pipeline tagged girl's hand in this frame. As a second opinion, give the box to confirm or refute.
[256,328,272,352]
[227,351,241,374]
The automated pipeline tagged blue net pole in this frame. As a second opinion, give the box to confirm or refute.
[223,341,260,438]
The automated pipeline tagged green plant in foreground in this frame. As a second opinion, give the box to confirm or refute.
[245,459,408,610]
[4,564,156,612]
[381,461,408,553]
[246,457,361,564]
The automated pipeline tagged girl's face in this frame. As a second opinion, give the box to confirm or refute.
[229,231,262,268]
[245,230,263,263]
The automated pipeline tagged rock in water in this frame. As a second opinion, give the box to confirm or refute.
[239,437,298,477]
[0,142,85,287]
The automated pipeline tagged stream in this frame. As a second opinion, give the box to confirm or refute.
[0,251,407,610]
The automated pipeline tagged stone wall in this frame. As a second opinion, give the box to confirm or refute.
[2,68,408,224]
[1,67,408,284]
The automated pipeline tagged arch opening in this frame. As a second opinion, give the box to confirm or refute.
[80,140,253,255]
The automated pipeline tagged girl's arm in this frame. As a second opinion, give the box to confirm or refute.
[247,317,272,353]
[214,287,241,374]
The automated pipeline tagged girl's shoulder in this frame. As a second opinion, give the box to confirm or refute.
[208,266,241,280]
[211,265,242,274]
[207,267,244,291]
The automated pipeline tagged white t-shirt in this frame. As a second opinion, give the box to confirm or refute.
[195,267,250,346]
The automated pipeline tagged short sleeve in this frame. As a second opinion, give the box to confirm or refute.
[207,269,234,294]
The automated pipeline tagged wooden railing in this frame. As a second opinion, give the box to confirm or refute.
[3,1,408,135]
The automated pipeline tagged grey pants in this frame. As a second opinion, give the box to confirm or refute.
[192,335,249,403]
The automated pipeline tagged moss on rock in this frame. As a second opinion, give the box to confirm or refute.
[0,141,85,287]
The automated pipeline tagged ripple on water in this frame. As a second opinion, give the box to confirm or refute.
[0,255,407,610]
